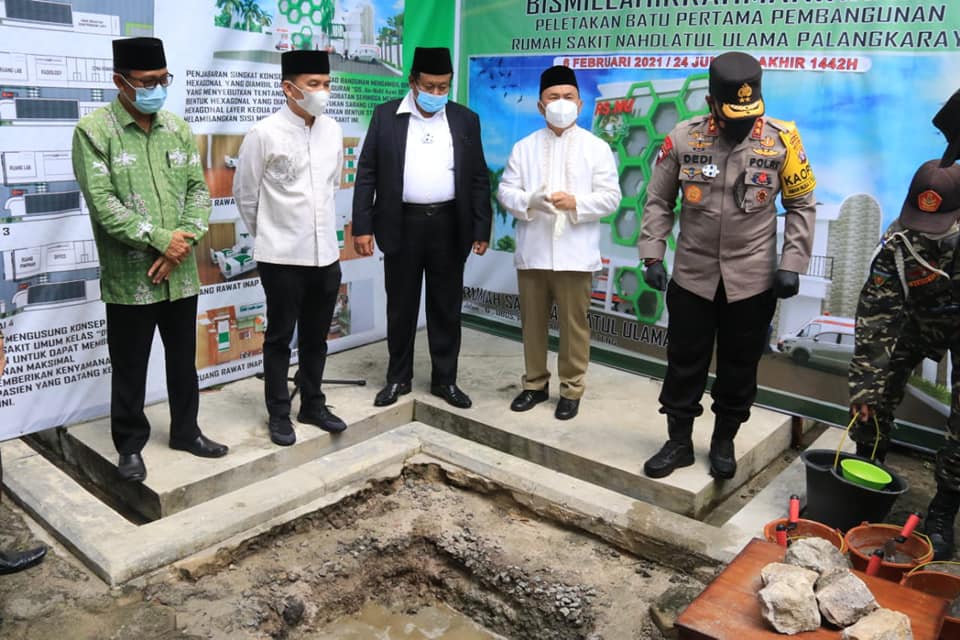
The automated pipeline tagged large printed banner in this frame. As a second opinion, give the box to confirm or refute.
[0,0,408,439]
[456,0,960,449]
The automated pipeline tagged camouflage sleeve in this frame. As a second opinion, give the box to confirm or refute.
[848,242,906,406]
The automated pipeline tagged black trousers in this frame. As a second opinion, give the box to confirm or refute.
[659,280,776,424]
[383,206,464,385]
[106,296,201,455]
[258,261,342,419]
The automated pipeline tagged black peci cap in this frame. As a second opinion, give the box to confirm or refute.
[113,37,166,71]
[539,65,578,95]
[411,47,452,75]
[281,50,330,76]
[709,51,764,120]
[899,159,960,234]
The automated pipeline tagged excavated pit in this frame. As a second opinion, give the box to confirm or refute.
[0,464,720,639]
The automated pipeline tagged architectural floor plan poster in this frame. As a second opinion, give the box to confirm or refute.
[0,0,400,438]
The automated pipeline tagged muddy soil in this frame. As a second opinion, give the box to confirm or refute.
[0,434,949,640]
[0,464,712,639]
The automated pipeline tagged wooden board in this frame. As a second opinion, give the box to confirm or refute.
[676,538,947,640]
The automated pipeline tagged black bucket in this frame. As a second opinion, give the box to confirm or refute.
[801,449,909,532]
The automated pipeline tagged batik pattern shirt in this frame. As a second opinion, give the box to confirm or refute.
[72,99,210,304]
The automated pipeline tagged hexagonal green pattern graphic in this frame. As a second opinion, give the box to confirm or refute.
[590,73,709,324]
[279,0,333,49]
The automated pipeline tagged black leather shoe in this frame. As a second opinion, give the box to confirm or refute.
[118,453,146,482]
[431,384,472,409]
[555,397,580,420]
[298,406,347,433]
[643,440,695,478]
[268,416,296,446]
[0,546,46,575]
[709,438,737,479]
[374,382,411,407]
[170,434,229,458]
[510,387,548,412]
[644,415,696,479]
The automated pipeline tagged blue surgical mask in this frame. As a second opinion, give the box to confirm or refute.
[415,90,448,114]
[131,85,167,114]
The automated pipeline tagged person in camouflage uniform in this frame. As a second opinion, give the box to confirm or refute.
[849,158,960,559]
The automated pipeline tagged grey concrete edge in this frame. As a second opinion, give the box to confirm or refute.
[4,418,823,586]
[402,423,751,567]
[1,439,135,582]
[2,430,422,586]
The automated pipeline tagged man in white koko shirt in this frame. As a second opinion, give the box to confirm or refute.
[497,65,621,421]
[233,50,346,446]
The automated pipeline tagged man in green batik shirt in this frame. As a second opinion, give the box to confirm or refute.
[72,37,228,482]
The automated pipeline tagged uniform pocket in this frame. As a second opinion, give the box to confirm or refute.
[739,170,775,214]
[679,168,712,209]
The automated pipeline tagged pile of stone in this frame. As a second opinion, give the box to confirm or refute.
[758,538,913,639]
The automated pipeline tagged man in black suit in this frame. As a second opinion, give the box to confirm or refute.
[352,47,492,408]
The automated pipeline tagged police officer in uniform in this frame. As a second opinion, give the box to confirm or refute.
[849,159,960,560]
[640,52,817,480]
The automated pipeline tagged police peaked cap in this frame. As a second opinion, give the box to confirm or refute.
[540,65,578,95]
[709,51,764,120]
[282,50,330,76]
[113,37,166,71]
[411,47,452,75]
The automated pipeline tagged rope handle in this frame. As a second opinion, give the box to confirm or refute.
[906,558,960,576]
[834,411,881,471]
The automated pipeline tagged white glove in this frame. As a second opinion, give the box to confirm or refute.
[528,189,559,216]
[553,213,567,238]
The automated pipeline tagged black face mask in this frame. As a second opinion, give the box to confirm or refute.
[720,116,756,142]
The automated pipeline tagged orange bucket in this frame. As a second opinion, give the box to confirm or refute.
[844,522,934,582]
[763,517,846,552]
[900,563,960,638]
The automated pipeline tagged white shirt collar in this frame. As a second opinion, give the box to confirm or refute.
[544,124,580,140]
[280,102,311,127]
[397,90,447,123]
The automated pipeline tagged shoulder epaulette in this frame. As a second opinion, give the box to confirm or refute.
[764,117,793,132]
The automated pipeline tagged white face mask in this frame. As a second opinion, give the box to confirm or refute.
[291,84,330,117]
[543,99,579,129]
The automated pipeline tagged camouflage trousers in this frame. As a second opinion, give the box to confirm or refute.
[851,334,960,491]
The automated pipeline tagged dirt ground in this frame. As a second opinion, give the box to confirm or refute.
[0,464,717,640]
[0,434,950,640]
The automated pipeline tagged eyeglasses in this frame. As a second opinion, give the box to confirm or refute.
[119,73,174,90]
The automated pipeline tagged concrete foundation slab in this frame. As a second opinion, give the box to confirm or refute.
[1,328,807,586]
[56,328,791,521]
